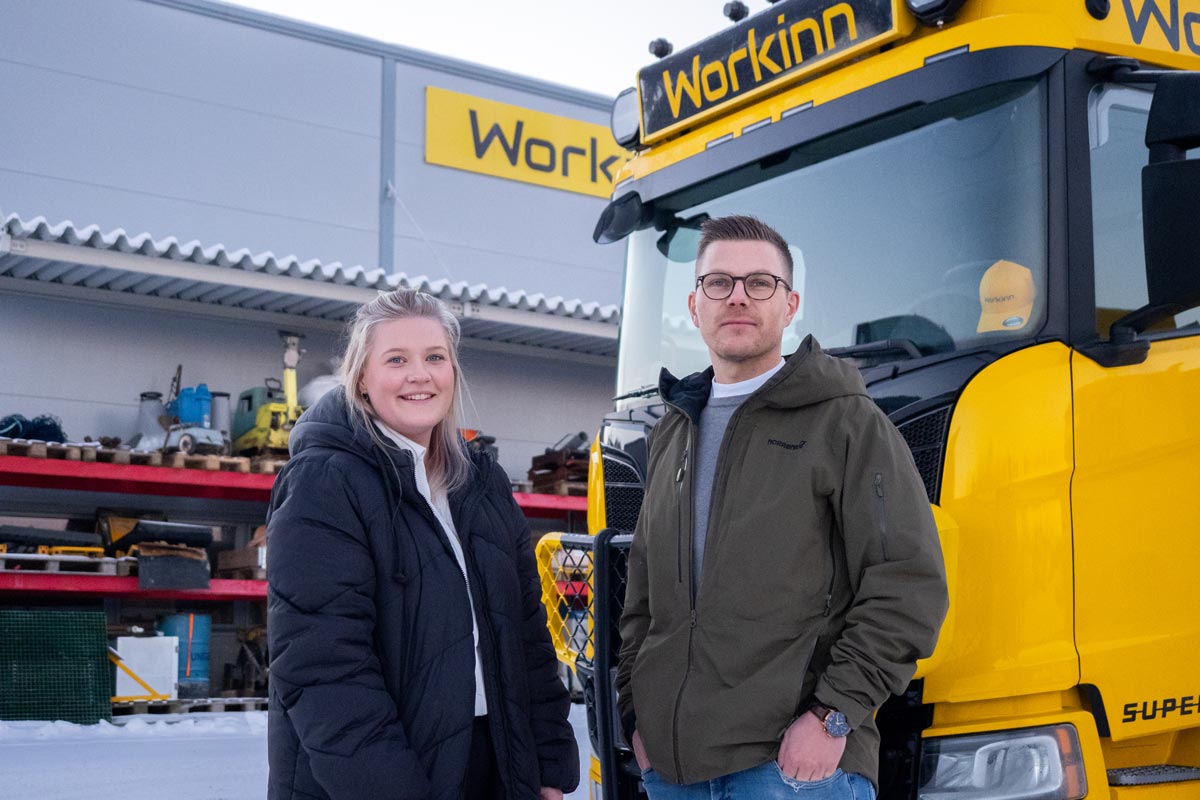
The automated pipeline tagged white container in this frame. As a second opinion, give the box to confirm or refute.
[114,635,179,700]
[130,391,167,452]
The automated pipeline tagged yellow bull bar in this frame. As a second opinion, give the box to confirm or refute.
[535,532,596,671]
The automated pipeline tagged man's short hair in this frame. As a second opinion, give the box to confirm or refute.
[696,215,793,283]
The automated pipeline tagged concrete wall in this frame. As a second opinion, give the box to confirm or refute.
[0,291,612,480]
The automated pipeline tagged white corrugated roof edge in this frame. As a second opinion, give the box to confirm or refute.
[2,213,620,324]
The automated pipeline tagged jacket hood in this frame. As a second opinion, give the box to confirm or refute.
[659,335,867,422]
[289,387,491,490]
[289,387,386,463]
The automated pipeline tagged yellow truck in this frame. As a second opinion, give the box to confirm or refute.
[536,1,1200,797]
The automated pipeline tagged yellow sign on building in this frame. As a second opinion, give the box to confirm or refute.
[425,86,628,199]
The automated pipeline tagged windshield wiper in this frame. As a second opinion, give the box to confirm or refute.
[612,384,661,402]
[826,339,924,361]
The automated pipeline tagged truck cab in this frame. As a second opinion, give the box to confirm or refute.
[537,1,1200,798]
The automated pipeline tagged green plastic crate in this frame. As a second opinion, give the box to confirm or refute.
[0,610,112,724]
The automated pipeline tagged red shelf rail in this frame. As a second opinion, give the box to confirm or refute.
[0,572,266,601]
[0,455,586,517]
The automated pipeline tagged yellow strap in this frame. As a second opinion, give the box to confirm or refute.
[108,651,169,701]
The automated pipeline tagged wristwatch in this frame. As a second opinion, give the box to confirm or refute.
[809,703,851,737]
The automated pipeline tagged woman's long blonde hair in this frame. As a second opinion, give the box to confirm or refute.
[339,289,472,494]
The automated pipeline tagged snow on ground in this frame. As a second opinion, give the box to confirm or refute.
[0,702,592,799]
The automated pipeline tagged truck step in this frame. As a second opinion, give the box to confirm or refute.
[1108,765,1200,786]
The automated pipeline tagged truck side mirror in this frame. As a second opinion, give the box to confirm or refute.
[1087,72,1200,367]
[1138,72,1200,329]
[594,192,647,244]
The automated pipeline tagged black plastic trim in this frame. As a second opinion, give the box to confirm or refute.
[591,530,636,800]
[1080,683,1112,738]
[1046,57,1074,350]
[1064,50,1104,349]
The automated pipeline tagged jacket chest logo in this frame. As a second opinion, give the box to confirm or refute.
[767,437,807,451]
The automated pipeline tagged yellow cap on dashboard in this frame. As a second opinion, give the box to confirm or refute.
[977,260,1035,333]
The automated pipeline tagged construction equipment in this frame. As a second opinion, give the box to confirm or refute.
[549,3,1200,798]
[232,332,303,457]
[155,365,226,455]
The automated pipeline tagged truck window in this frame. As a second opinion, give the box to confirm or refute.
[616,80,1049,399]
[1089,84,1200,338]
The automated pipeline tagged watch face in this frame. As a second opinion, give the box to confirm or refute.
[824,710,851,737]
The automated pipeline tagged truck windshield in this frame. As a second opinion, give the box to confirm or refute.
[616,79,1048,401]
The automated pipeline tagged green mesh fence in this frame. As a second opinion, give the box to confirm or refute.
[0,610,112,724]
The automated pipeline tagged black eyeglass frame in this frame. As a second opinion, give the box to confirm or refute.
[695,272,793,301]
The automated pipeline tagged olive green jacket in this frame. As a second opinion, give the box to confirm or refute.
[616,336,948,786]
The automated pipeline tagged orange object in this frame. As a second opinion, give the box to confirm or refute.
[185,613,194,678]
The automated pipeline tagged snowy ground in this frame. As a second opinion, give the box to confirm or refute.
[0,703,592,799]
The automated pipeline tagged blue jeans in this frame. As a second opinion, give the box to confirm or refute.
[641,762,876,800]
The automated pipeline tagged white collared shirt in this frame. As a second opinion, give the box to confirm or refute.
[375,422,487,716]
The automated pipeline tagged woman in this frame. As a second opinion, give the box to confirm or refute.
[266,289,578,800]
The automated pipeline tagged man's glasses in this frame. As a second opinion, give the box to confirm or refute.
[696,272,792,301]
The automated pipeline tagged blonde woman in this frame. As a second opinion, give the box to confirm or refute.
[267,289,578,800]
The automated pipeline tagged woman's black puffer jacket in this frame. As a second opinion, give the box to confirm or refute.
[266,390,578,799]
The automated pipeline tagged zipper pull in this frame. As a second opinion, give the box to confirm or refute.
[676,449,688,483]
[823,594,833,617]
[690,609,697,628]
[874,473,884,498]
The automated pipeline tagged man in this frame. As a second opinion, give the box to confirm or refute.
[616,215,948,798]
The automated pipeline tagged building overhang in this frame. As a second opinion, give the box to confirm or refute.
[0,216,619,357]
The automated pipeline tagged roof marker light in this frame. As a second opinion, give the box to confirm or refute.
[742,118,772,135]
[925,45,970,65]
[781,101,814,119]
[705,133,735,150]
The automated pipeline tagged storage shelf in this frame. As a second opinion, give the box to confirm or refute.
[0,455,274,502]
[0,456,585,601]
[510,491,587,519]
[0,455,587,518]
[0,572,265,601]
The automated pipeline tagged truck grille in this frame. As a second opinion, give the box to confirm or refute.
[602,453,644,532]
[896,405,952,504]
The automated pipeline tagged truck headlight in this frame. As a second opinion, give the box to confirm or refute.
[919,724,1087,799]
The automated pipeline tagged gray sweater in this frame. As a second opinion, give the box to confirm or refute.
[692,393,746,587]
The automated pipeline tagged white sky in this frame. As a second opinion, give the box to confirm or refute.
[222,0,777,97]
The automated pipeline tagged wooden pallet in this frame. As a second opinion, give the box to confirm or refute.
[0,551,120,574]
[45,443,82,461]
[218,456,251,473]
[189,697,268,713]
[530,479,588,497]
[0,439,47,458]
[250,457,287,475]
[0,437,269,473]
[96,448,168,467]
[530,449,589,470]
[216,566,266,581]
[112,697,268,716]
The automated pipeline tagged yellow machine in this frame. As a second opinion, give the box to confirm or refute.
[537,2,1200,797]
[232,332,303,457]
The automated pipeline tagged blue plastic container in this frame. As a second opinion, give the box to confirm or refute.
[159,613,210,698]
[170,384,212,428]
